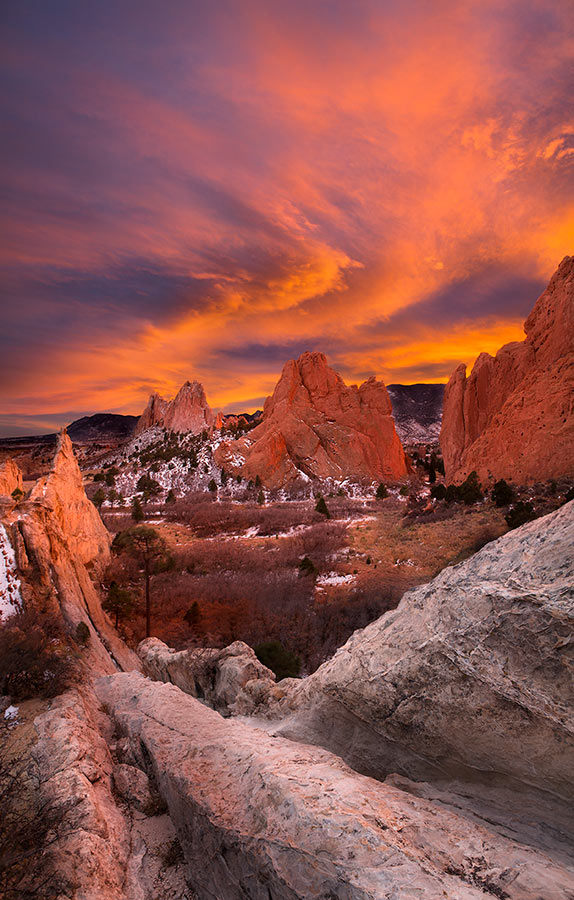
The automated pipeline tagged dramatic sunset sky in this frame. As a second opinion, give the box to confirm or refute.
[1,1,573,435]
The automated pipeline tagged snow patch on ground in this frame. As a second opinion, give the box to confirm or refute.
[0,524,22,620]
[316,572,356,588]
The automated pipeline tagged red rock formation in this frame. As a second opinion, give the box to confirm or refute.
[0,458,23,496]
[441,256,574,484]
[1,429,136,673]
[215,352,409,488]
[135,381,215,435]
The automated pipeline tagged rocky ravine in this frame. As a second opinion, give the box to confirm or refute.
[216,351,409,489]
[119,501,574,898]
[440,255,574,483]
[3,433,574,898]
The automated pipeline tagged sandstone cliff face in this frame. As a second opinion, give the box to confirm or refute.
[215,352,409,488]
[0,458,23,496]
[135,381,215,435]
[1,430,136,673]
[441,256,574,483]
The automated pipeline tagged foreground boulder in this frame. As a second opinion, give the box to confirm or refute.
[137,638,275,713]
[97,672,574,899]
[258,500,574,801]
[135,380,216,435]
[440,256,574,483]
[215,351,409,488]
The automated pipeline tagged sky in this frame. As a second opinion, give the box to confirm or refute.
[0,0,573,436]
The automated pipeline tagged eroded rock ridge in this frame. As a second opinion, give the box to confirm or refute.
[440,256,574,483]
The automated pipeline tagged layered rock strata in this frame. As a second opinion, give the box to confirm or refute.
[246,500,574,803]
[1,430,136,672]
[97,672,574,900]
[215,351,409,488]
[135,381,216,435]
[440,256,574,483]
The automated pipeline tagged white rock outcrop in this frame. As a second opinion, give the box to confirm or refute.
[137,637,275,713]
[97,672,574,900]
[265,500,574,799]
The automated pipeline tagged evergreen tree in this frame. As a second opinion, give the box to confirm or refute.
[375,482,388,499]
[131,496,144,522]
[492,479,514,507]
[103,581,135,628]
[208,478,217,493]
[183,601,202,630]
[257,490,265,505]
[93,487,106,509]
[166,488,176,504]
[112,527,168,637]
[315,495,331,518]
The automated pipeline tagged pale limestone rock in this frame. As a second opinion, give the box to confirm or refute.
[96,672,574,900]
[137,638,275,713]
[112,764,154,812]
[33,688,131,900]
[264,500,574,800]
[441,256,574,483]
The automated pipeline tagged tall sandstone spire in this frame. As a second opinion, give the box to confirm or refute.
[135,380,215,435]
[215,351,409,488]
[440,256,574,484]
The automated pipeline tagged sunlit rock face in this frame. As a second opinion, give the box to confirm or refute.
[135,380,215,435]
[215,351,409,488]
[441,255,574,484]
[1,430,136,673]
[0,458,23,496]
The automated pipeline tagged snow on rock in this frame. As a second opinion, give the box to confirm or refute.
[0,523,22,620]
[4,705,19,721]
[316,572,356,588]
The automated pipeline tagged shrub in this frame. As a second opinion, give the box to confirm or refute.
[136,474,161,501]
[492,479,514,507]
[75,622,90,646]
[183,601,202,630]
[444,471,483,505]
[315,496,331,518]
[103,581,135,628]
[254,641,301,680]
[375,482,388,499]
[131,496,144,522]
[11,488,24,503]
[0,609,79,701]
[430,483,446,500]
[299,556,317,576]
[92,487,106,509]
[458,471,483,505]
[399,485,409,496]
[208,478,217,493]
[166,489,176,504]
[564,486,574,503]
[505,501,537,530]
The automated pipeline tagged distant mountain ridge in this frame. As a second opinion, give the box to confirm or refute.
[387,383,444,444]
[0,413,138,447]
